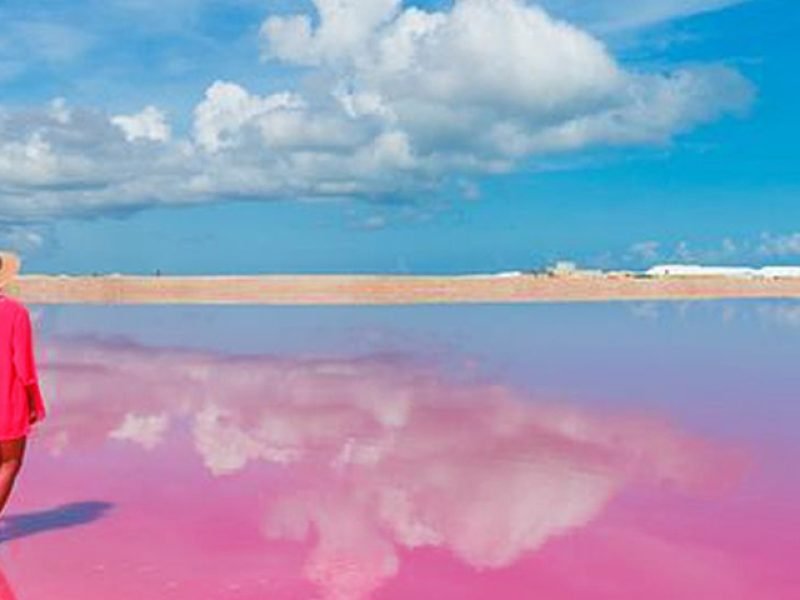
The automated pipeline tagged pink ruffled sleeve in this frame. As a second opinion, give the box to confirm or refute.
[13,307,47,422]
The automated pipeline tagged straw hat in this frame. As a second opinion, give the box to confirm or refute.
[0,251,21,289]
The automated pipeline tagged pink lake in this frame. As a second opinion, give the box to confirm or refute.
[2,301,799,599]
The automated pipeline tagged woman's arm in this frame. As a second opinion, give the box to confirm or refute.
[27,384,42,424]
[13,307,47,424]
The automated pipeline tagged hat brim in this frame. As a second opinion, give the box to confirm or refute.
[0,251,21,288]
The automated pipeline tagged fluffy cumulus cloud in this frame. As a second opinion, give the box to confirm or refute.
[0,0,753,221]
[111,106,171,143]
[0,99,197,219]
[260,0,751,158]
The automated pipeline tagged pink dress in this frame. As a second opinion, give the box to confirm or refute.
[0,293,46,440]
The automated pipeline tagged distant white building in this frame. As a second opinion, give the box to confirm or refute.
[546,261,604,278]
[758,267,800,279]
[548,261,578,276]
[646,265,759,278]
[646,264,800,279]
[492,271,525,278]
[456,270,525,279]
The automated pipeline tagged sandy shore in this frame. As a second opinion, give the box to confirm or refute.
[5,273,800,304]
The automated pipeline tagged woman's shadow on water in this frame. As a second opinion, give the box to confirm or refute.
[0,502,113,599]
[0,501,113,544]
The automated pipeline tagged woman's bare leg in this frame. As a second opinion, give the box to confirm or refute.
[0,438,26,517]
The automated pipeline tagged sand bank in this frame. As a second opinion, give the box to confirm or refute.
[6,273,800,304]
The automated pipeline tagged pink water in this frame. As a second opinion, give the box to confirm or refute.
[2,302,798,599]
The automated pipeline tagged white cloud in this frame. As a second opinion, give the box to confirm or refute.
[759,232,800,257]
[109,412,170,450]
[0,132,60,188]
[630,302,661,319]
[627,236,744,265]
[0,0,753,220]
[0,102,196,219]
[261,0,403,66]
[629,240,661,262]
[757,303,800,328]
[193,82,309,153]
[48,98,72,125]
[359,215,388,230]
[0,222,46,251]
[111,106,171,143]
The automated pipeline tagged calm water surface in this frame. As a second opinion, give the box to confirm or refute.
[2,301,799,599]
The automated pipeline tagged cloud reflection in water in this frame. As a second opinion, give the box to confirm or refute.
[34,338,743,600]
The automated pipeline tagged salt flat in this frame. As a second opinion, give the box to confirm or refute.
[7,273,800,304]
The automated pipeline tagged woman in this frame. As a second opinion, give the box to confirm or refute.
[0,251,46,518]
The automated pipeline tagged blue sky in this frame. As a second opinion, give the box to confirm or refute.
[0,0,797,274]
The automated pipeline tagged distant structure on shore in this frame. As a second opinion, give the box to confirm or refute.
[460,262,800,280]
[545,261,604,278]
[529,261,800,280]
[646,265,800,279]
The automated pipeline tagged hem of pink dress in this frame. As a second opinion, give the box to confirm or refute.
[0,423,37,441]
